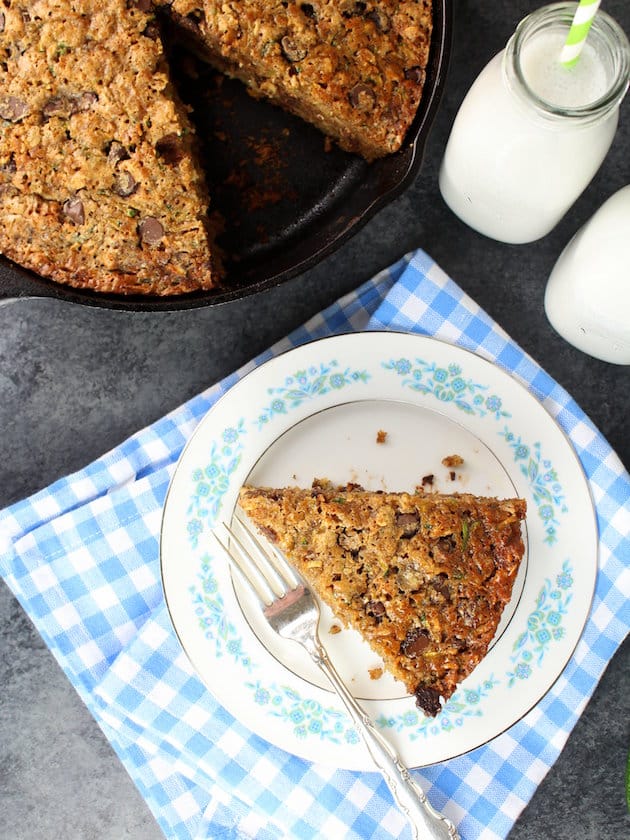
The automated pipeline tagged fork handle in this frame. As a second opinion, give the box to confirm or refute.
[307,639,460,840]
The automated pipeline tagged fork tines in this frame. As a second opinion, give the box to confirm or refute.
[213,512,301,606]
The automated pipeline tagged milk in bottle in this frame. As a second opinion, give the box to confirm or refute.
[439,3,630,244]
[544,184,630,364]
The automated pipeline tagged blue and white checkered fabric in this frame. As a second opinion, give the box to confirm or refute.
[1,250,628,840]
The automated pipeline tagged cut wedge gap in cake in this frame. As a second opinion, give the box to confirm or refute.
[238,479,527,717]
[160,0,433,162]
[0,1,434,295]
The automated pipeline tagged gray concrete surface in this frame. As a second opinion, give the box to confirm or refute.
[1,1,629,838]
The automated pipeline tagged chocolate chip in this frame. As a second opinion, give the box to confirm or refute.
[414,685,442,717]
[366,600,386,618]
[348,83,376,111]
[112,169,138,197]
[367,9,390,32]
[431,573,451,601]
[75,91,98,111]
[106,141,130,167]
[341,1,367,17]
[127,0,152,10]
[436,535,456,553]
[0,96,29,123]
[1,153,17,175]
[404,66,424,84]
[400,627,430,658]
[42,92,97,119]
[299,3,316,19]
[155,133,184,165]
[138,217,164,245]
[396,512,420,538]
[62,197,85,225]
[0,12,5,33]
[337,529,362,554]
[180,11,203,36]
[281,36,308,63]
[42,96,71,119]
[258,525,278,544]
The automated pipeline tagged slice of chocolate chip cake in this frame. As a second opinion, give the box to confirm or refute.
[238,480,526,716]
[163,0,433,161]
[0,0,217,295]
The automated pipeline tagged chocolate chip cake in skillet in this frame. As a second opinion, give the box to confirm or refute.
[239,480,526,716]
[0,2,433,294]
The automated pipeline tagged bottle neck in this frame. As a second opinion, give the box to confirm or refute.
[503,1,630,126]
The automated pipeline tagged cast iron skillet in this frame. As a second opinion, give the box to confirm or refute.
[0,1,451,311]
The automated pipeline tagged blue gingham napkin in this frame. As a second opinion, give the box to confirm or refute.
[1,249,628,840]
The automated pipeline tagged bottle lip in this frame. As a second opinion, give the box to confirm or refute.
[506,1,630,122]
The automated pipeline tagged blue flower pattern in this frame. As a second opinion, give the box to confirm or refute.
[256,362,370,429]
[500,433,568,545]
[189,556,253,671]
[246,680,359,744]
[382,358,510,419]
[187,420,246,549]
[507,559,573,687]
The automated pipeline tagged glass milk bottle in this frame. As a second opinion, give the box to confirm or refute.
[438,2,630,244]
[544,184,630,364]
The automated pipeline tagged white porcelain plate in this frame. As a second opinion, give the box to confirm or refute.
[160,332,597,770]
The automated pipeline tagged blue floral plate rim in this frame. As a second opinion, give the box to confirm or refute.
[160,331,597,769]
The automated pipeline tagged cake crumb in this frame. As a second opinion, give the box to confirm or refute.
[442,454,464,468]
[368,667,384,681]
[329,623,342,635]
[421,473,434,487]
[376,430,388,444]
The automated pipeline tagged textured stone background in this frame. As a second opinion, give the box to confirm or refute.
[1,2,629,838]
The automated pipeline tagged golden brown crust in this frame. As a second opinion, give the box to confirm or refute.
[0,1,433,294]
[164,0,433,161]
[0,0,217,295]
[239,480,526,716]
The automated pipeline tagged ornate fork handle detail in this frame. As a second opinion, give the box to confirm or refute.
[306,637,460,840]
[215,517,460,840]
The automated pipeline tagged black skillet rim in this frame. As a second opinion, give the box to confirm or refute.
[0,0,452,312]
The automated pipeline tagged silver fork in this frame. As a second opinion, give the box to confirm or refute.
[213,513,460,840]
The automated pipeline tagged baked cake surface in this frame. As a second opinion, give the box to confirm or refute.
[164,0,433,161]
[0,1,433,294]
[0,0,217,295]
[239,480,526,716]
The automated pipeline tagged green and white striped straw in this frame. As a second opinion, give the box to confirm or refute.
[560,0,602,66]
